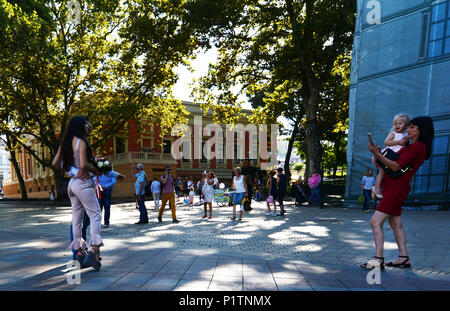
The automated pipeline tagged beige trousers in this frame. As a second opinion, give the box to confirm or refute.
[68,178,104,250]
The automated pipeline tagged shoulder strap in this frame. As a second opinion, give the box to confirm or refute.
[75,138,81,151]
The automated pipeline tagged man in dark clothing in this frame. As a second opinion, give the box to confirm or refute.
[276,167,287,216]
[293,180,308,206]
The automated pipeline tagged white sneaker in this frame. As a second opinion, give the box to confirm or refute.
[265,212,272,216]
[271,212,277,216]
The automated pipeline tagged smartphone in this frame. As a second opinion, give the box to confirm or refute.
[368,133,374,145]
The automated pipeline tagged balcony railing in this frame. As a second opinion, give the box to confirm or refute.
[105,152,177,165]
[104,152,262,168]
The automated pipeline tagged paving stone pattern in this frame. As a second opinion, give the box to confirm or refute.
[0,198,449,291]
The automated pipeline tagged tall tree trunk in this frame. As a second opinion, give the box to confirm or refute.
[6,134,27,201]
[333,134,341,179]
[284,119,300,182]
[303,87,322,179]
[286,0,322,180]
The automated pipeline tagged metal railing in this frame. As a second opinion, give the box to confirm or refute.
[105,152,176,164]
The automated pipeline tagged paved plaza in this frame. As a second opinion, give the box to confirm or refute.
[0,197,449,291]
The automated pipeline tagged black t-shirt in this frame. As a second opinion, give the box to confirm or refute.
[278,173,287,193]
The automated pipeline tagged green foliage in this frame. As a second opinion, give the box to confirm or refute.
[0,0,203,197]
[0,0,198,170]
[292,162,304,172]
[184,0,356,175]
[0,0,356,198]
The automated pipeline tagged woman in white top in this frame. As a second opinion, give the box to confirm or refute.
[361,168,375,213]
[232,167,248,221]
[202,171,215,219]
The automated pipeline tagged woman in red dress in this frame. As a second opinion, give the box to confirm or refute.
[361,116,434,270]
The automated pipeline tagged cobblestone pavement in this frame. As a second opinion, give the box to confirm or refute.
[0,198,449,291]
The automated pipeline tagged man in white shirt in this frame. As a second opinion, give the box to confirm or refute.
[151,178,161,210]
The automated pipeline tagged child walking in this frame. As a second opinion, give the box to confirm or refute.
[188,187,195,208]
[372,113,411,198]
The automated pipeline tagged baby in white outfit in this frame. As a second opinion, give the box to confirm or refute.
[372,113,411,198]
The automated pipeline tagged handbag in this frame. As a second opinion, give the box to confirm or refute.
[375,148,411,179]
[358,195,365,204]
[243,198,252,211]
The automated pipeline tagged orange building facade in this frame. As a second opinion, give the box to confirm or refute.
[3,101,274,199]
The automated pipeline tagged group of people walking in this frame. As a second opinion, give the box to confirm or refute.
[134,167,252,222]
[52,112,434,273]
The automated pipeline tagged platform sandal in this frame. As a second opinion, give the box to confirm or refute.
[386,255,411,268]
[83,248,102,271]
[76,248,89,269]
[360,256,385,270]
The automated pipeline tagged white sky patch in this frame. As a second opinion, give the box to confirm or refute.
[173,47,251,110]
[172,46,294,137]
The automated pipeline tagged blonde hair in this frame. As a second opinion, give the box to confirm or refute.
[391,113,411,133]
[234,167,241,175]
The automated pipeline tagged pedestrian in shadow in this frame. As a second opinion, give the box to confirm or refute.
[276,167,287,215]
[132,163,148,225]
[308,170,322,208]
[265,170,278,216]
[294,179,308,206]
[361,168,375,213]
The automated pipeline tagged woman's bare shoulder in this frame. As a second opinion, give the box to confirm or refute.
[72,136,84,144]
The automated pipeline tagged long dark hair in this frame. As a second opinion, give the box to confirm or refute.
[410,116,434,160]
[61,116,95,172]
